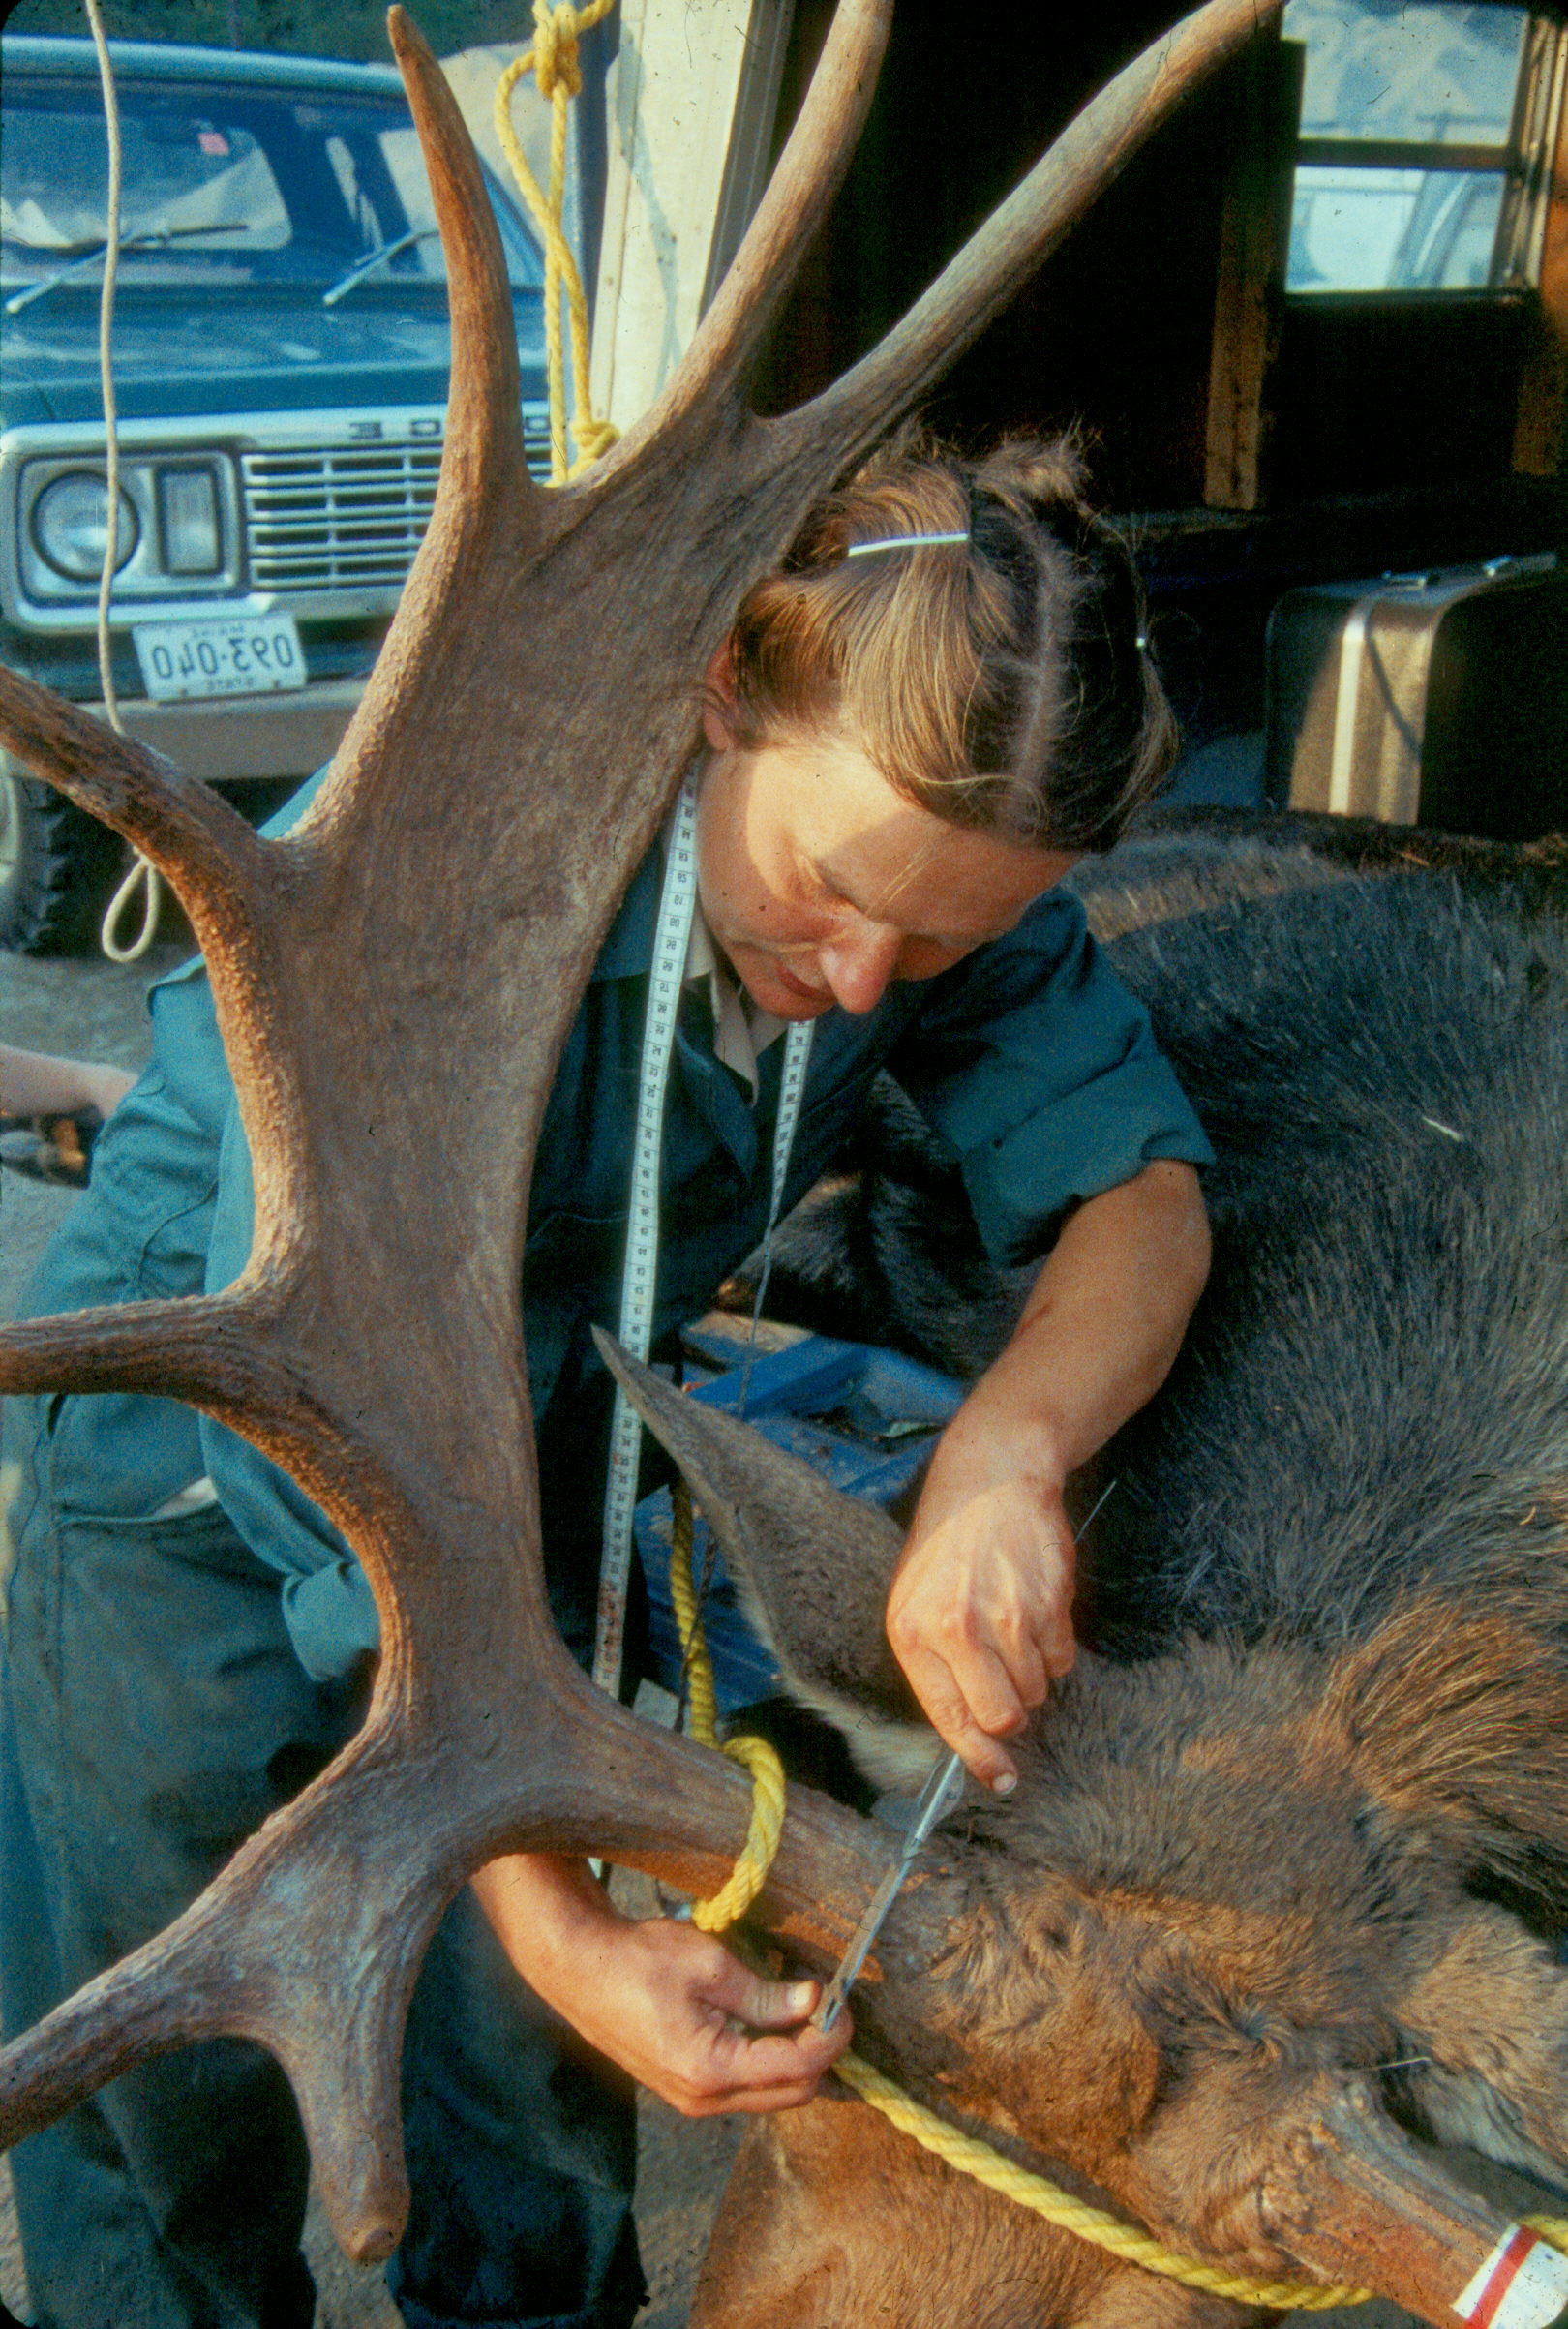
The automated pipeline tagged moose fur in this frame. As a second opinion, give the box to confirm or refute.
[612,825,1568,2326]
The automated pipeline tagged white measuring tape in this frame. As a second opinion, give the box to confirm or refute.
[591,773,816,1703]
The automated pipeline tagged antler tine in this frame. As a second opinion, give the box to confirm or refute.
[383,7,530,505]
[600,0,893,470]
[787,0,1282,463]
[0,665,272,950]
[0,1290,271,1405]
[316,8,545,815]
[0,1761,455,2264]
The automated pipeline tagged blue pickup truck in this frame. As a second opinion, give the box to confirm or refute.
[0,33,549,950]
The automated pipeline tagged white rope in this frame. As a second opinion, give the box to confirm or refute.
[83,0,162,964]
[100,854,162,962]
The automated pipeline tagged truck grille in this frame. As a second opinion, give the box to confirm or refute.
[241,409,552,595]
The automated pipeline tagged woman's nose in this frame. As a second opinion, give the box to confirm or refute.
[815,923,904,1014]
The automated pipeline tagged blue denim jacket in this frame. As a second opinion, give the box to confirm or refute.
[12,788,1211,1683]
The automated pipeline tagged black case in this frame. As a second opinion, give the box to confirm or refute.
[1264,554,1568,841]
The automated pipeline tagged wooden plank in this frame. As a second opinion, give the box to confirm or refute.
[1513,21,1568,478]
[1204,29,1302,513]
[590,0,794,434]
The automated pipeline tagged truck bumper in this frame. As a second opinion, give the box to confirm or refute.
[82,677,365,784]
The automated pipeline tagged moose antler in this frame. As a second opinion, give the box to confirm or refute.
[0,0,1280,2267]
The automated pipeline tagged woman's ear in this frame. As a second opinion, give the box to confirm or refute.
[702,641,738,753]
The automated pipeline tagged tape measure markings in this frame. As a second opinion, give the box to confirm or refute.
[593,776,816,1701]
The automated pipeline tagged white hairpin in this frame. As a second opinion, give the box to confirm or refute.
[844,530,969,559]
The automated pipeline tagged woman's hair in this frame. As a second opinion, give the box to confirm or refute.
[722,431,1175,855]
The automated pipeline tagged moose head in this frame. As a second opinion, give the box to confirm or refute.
[602,1329,1568,2329]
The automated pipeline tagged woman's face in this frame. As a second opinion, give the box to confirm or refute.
[696,699,1078,1022]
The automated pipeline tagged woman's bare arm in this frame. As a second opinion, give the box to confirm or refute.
[885,1158,1211,1790]
[0,1042,135,1121]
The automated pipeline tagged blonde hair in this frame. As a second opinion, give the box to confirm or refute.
[724,432,1175,854]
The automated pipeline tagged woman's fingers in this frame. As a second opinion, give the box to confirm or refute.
[473,1860,853,2121]
[706,1961,823,2030]
[885,1466,1081,1788]
[626,1927,852,2118]
[699,2023,850,2112]
[895,1640,1022,1791]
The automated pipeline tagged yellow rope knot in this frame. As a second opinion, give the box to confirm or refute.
[530,0,584,101]
[494,0,619,482]
[570,413,620,467]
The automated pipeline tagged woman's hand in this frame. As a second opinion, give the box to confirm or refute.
[885,1161,1211,1792]
[887,1432,1075,1795]
[472,1855,851,2116]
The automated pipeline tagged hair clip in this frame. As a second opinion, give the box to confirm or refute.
[844,530,970,559]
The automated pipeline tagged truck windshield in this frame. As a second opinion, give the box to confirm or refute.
[0,75,543,296]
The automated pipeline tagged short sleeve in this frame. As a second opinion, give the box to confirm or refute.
[892,888,1213,1268]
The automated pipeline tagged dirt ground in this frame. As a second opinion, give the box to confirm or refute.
[0,941,1547,2329]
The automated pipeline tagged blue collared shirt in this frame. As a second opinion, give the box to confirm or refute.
[14,793,1212,1682]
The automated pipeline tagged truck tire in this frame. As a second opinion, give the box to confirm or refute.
[0,765,126,955]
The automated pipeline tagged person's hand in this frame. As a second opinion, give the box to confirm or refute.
[885,1422,1075,1795]
[82,1063,136,1118]
[546,1910,850,2116]
[472,1856,850,2116]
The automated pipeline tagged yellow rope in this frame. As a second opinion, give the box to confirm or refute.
[832,2053,1368,2310]
[665,1486,1568,2309]
[668,1480,787,1932]
[494,0,619,482]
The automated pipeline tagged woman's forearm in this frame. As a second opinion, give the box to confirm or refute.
[944,1157,1211,1487]
[469,1854,847,2115]
[0,1044,135,1121]
[885,1160,1210,1787]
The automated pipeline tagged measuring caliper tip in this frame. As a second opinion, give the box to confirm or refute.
[809,1746,967,2032]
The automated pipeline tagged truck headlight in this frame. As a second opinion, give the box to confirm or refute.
[158,467,223,575]
[30,471,139,581]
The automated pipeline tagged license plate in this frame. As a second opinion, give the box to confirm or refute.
[133,612,306,702]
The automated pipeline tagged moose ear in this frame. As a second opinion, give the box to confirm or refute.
[593,1330,938,1790]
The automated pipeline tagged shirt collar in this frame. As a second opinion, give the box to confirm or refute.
[588,808,786,1099]
[681,900,787,1098]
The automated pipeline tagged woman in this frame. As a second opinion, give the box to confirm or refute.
[2,434,1211,2329]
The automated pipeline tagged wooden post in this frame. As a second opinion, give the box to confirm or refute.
[1513,20,1568,478]
[590,0,795,434]
[1204,27,1303,512]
